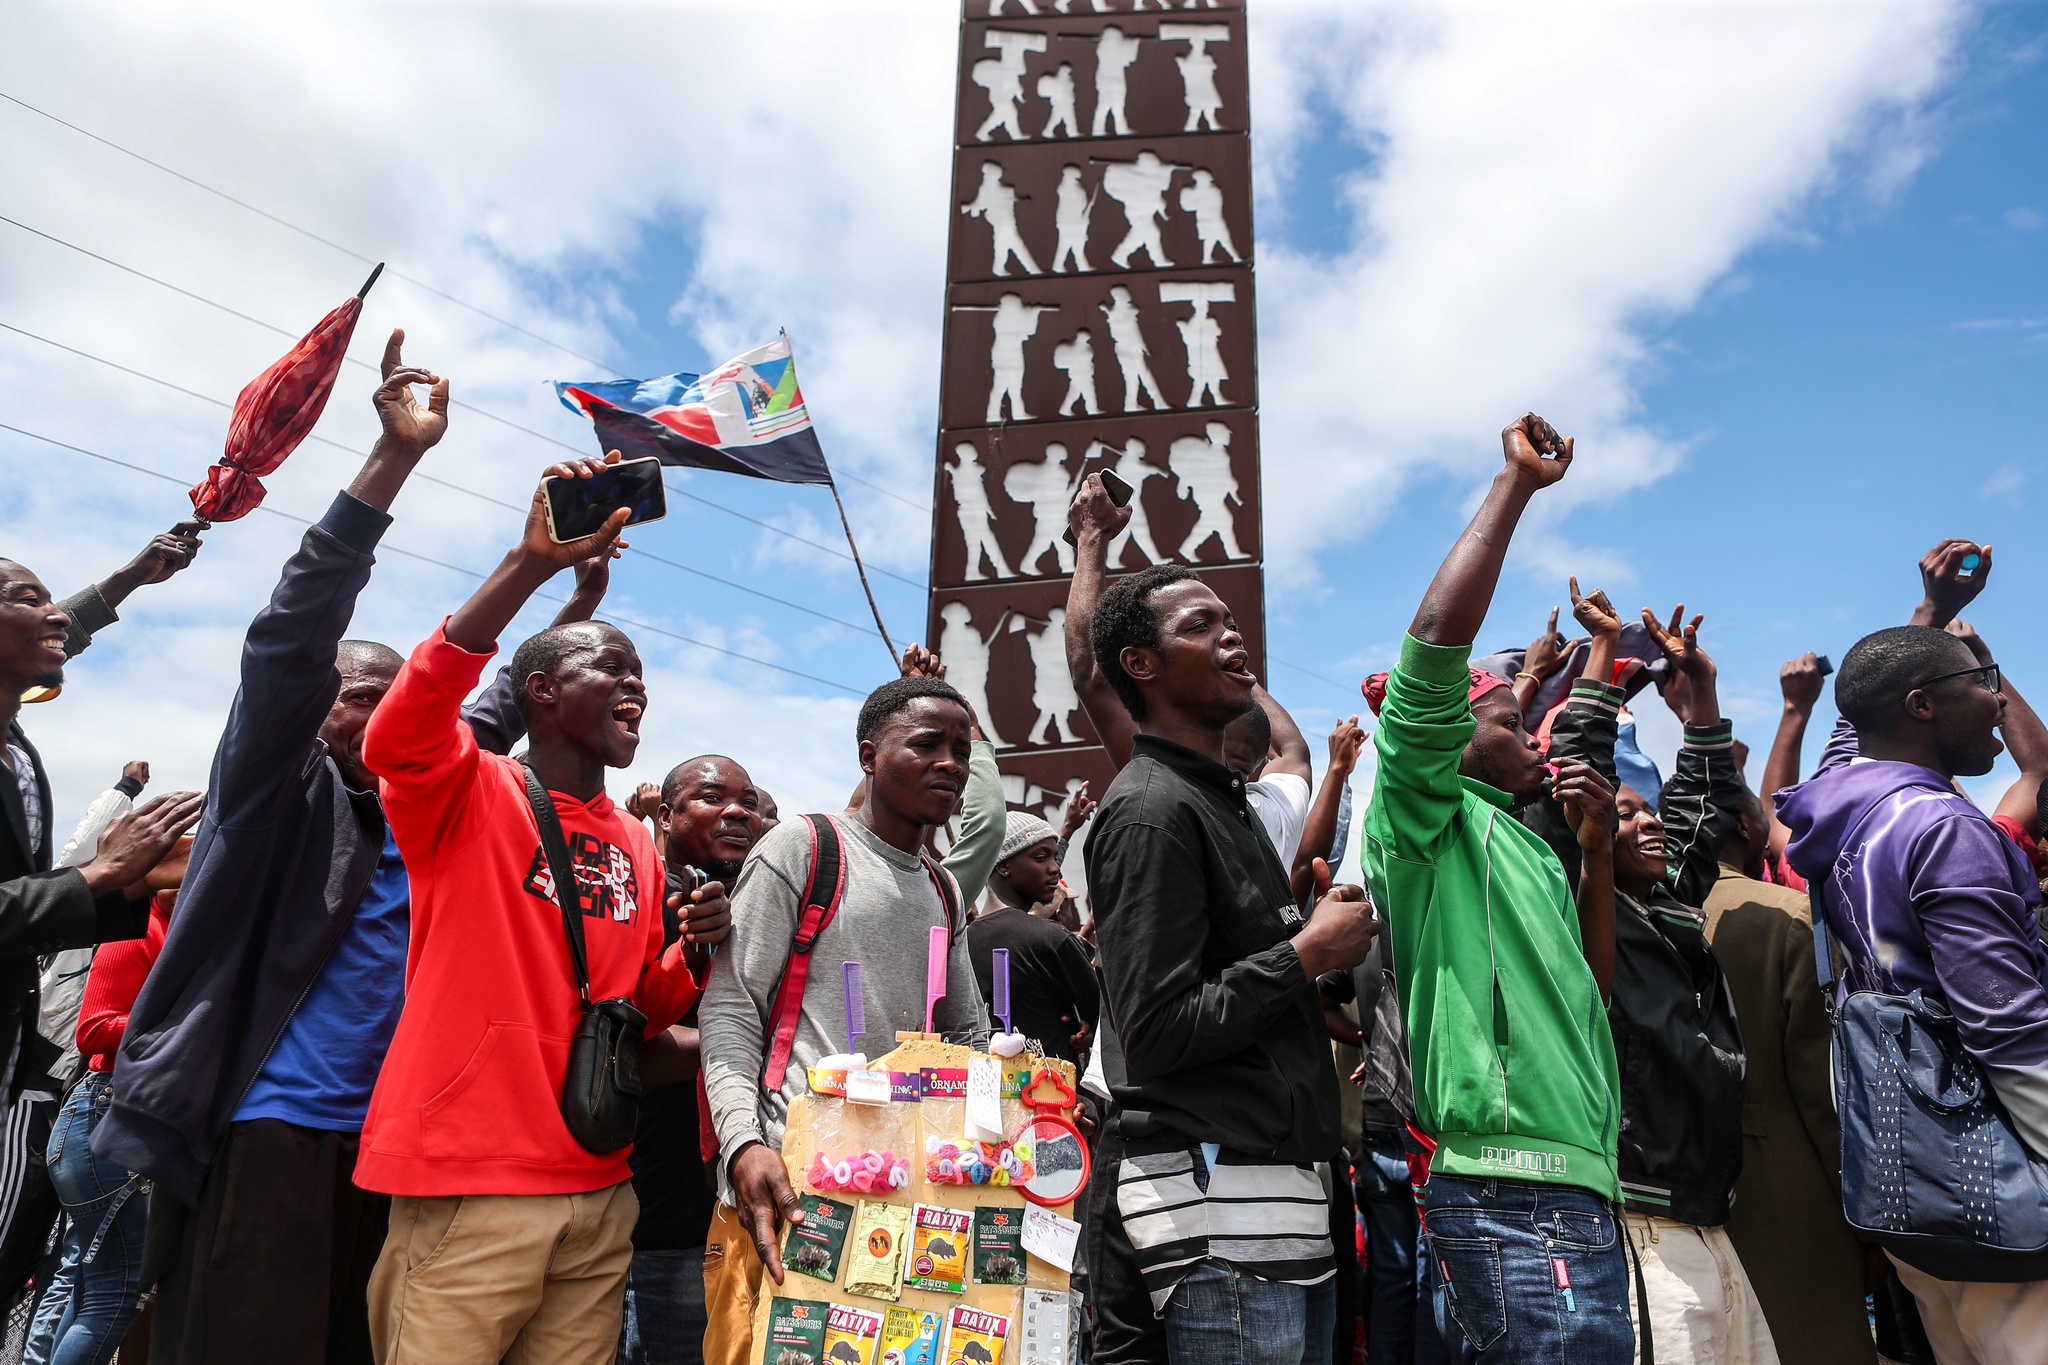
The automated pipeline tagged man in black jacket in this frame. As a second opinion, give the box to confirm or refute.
[1083,561,1378,1365]
[0,528,206,1294]
[1527,585,1774,1363]
[92,332,611,1365]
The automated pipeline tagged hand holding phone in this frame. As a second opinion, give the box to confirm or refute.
[543,456,667,544]
[1064,468,1135,547]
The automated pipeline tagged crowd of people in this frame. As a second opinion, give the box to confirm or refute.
[0,348,2036,1365]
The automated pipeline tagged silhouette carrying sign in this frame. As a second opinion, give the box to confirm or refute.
[929,0,1263,834]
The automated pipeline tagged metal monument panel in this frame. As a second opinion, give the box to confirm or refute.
[931,0,1263,828]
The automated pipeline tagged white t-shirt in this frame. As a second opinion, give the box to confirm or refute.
[1246,770,1311,870]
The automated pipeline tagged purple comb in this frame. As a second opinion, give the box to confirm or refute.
[844,962,865,1056]
[992,948,1012,1035]
[925,925,948,1033]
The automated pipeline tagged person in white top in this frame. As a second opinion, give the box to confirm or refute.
[1220,687,1313,869]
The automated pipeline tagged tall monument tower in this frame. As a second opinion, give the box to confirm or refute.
[928,0,1263,832]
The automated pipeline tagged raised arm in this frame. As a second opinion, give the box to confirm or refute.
[443,453,629,655]
[1254,682,1312,783]
[1409,415,1572,646]
[57,522,209,660]
[208,334,449,823]
[1513,606,1574,714]
[1910,537,1992,630]
[1764,652,1826,859]
[1065,474,1138,769]
[1641,605,1741,905]
[1292,715,1364,906]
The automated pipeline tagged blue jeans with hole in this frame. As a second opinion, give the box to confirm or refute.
[22,1073,146,1365]
[1420,1173,1632,1365]
[615,1245,706,1365]
[1163,1259,1337,1365]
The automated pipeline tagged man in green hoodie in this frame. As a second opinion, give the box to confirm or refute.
[1361,414,1632,1365]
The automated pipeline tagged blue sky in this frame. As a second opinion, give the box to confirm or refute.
[0,0,2035,862]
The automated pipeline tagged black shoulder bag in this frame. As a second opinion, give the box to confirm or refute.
[523,763,645,1154]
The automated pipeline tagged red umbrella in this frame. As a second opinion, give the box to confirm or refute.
[189,264,382,522]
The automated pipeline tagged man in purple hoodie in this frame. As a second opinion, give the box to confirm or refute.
[1780,538,2048,1363]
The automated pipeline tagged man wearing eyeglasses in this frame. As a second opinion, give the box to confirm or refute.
[1779,539,2048,1363]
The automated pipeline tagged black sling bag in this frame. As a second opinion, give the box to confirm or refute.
[523,763,645,1154]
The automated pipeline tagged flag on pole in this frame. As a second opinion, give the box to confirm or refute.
[191,264,381,522]
[552,336,831,485]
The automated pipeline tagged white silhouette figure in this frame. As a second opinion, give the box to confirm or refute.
[939,602,1006,747]
[948,442,1012,581]
[1004,443,1080,577]
[1052,776,1089,829]
[1101,285,1168,412]
[1037,63,1078,139]
[1102,151,1188,269]
[1160,280,1234,407]
[1092,28,1141,137]
[1179,169,1240,264]
[1053,329,1100,416]
[1159,23,1230,131]
[973,31,1048,143]
[980,294,1056,421]
[988,0,1038,12]
[1087,438,1169,566]
[1052,166,1093,273]
[961,162,1041,277]
[1027,608,1085,745]
[1169,421,1246,560]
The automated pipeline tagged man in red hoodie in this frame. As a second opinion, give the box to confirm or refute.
[359,452,729,1365]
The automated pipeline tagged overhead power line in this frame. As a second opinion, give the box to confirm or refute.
[0,88,931,514]
[0,213,927,590]
[0,420,867,697]
[0,321,888,638]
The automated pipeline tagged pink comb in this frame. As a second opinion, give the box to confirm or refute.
[924,924,948,1034]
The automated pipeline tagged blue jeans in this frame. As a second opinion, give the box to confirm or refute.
[1360,1134,1449,1365]
[616,1245,706,1365]
[1420,1173,1632,1365]
[23,1074,146,1365]
[1163,1259,1336,1365]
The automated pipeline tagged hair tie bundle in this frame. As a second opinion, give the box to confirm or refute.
[924,1134,1035,1186]
[805,1148,909,1193]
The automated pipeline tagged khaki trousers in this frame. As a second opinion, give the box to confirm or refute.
[368,1182,638,1365]
[1624,1212,1782,1364]
[700,1200,768,1365]
[1890,1257,2048,1365]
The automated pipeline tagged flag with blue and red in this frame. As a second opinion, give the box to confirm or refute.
[552,336,831,485]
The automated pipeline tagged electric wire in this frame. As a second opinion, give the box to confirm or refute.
[0,88,931,513]
[0,321,887,637]
[0,212,926,589]
[0,420,867,697]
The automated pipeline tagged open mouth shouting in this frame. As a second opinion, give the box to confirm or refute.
[610,696,644,738]
[1219,647,1256,687]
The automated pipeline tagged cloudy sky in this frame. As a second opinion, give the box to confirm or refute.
[3,0,2043,878]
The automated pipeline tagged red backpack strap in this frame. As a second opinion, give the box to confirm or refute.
[761,814,847,1093]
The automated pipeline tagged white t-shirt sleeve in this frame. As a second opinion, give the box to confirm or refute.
[1245,771,1312,870]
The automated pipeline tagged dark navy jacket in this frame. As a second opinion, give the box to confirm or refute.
[93,492,522,1203]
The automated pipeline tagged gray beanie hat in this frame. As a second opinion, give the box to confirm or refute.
[996,810,1059,866]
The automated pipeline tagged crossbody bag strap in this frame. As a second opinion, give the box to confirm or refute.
[523,763,592,1008]
[762,814,847,1093]
[1806,787,1932,1014]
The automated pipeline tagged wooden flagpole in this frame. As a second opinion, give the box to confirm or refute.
[828,478,899,667]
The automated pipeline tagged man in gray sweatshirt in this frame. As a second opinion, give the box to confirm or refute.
[697,675,988,1365]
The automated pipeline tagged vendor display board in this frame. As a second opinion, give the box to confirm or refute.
[749,1034,1085,1365]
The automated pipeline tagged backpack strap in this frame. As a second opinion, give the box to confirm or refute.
[761,814,847,1093]
[920,853,964,947]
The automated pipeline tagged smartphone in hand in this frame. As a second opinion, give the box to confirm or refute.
[542,456,667,543]
[1063,468,1136,546]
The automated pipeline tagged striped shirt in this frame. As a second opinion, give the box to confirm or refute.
[1115,1137,1334,1311]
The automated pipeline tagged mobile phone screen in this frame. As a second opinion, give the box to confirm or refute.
[543,457,667,543]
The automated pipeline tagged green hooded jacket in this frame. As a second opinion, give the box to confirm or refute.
[1362,635,1621,1199]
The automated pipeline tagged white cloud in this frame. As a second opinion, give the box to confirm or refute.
[0,0,1964,838]
[1246,0,1962,583]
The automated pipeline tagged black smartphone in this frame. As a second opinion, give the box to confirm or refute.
[1815,654,1834,679]
[542,457,666,543]
[1063,467,1136,546]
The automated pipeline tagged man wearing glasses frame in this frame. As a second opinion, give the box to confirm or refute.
[1779,539,2048,1364]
